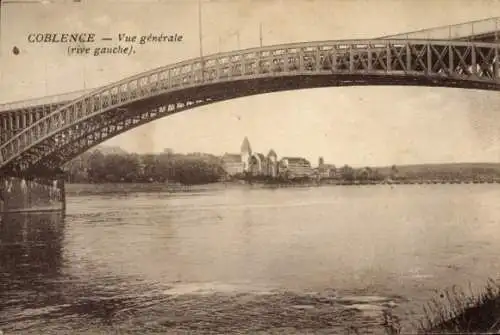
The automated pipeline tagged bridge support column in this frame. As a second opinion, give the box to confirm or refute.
[0,172,66,215]
[495,47,499,79]
[60,177,66,212]
[426,44,432,75]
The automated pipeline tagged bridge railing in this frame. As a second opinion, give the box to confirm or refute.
[51,38,499,100]
[0,88,93,113]
[0,39,396,111]
[379,17,500,40]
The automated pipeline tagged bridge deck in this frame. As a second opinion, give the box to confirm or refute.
[455,31,500,42]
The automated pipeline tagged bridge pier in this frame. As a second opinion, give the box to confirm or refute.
[0,171,66,215]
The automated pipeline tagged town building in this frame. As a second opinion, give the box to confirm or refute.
[279,157,313,178]
[221,153,245,176]
[241,137,252,172]
[222,137,314,179]
[317,156,337,179]
[163,148,174,154]
[267,150,278,177]
[249,152,267,176]
[221,137,280,178]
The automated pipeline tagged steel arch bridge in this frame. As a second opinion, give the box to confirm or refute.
[1,37,500,175]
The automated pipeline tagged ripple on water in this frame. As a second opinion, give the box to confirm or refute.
[1,287,401,334]
[161,282,277,296]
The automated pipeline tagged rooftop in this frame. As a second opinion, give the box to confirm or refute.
[221,153,241,163]
[281,157,311,165]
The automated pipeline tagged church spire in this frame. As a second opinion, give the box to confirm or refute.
[240,136,252,154]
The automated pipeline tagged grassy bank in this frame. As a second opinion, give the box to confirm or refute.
[380,279,500,334]
[64,182,229,196]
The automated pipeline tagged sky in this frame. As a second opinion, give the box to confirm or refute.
[1,0,500,167]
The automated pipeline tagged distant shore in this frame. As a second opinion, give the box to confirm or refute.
[221,176,500,188]
[64,178,500,196]
[247,178,500,187]
[64,182,223,196]
[64,147,500,188]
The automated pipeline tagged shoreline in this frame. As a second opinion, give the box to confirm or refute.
[64,178,500,195]
[247,178,500,187]
[382,279,500,334]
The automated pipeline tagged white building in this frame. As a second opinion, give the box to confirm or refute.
[279,157,313,178]
[221,153,245,175]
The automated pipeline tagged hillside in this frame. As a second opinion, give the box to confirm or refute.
[372,162,500,180]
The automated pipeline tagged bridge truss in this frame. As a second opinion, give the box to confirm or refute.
[0,38,499,174]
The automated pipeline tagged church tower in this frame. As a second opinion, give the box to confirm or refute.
[267,149,278,177]
[241,137,252,172]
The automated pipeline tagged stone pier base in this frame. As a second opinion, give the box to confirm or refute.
[0,176,65,214]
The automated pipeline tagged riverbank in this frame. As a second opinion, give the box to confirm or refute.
[380,279,500,334]
[235,177,500,188]
[65,178,500,195]
[64,182,229,196]
[421,283,500,334]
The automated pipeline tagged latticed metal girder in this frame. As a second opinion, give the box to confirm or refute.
[1,39,499,172]
[27,97,217,172]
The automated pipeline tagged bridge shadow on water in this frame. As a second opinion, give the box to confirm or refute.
[0,212,67,332]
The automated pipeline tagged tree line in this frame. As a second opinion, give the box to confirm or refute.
[64,150,226,185]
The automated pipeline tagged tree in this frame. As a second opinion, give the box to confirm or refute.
[341,165,354,181]
[390,164,399,179]
[87,150,106,182]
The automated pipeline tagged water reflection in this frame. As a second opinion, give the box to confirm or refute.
[0,213,65,333]
[0,211,164,334]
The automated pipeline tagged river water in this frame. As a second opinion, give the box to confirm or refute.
[1,183,500,334]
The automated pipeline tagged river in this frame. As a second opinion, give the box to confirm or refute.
[1,183,500,334]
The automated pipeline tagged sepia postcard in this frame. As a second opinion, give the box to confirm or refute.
[1,0,500,333]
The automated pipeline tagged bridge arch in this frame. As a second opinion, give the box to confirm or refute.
[0,38,499,173]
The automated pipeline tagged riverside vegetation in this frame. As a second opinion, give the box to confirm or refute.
[64,148,225,185]
[377,279,500,334]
